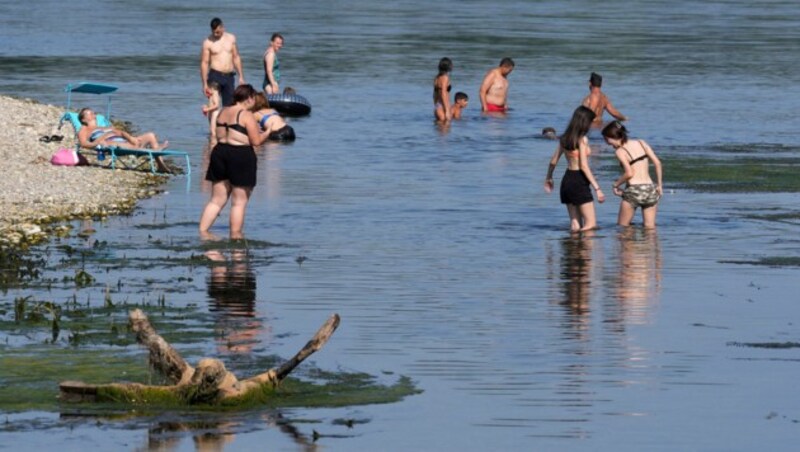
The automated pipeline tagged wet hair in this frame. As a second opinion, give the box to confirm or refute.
[541,127,557,137]
[589,72,602,87]
[232,84,257,104]
[207,81,221,92]
[602,120,629,145]
[210,18,223,31]
[78,108,92,125]
[500,57,515,68]
[251,92,270,111]
[438,57,453,75]
[282,86,296,95]
[559,106,596,151]
[454,92,468,102]
[271,32,284,42]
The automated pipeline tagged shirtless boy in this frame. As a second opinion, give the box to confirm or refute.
[201,18,246,106]
[582,72,626,125]
[451,92,469,119]
[479,57,515,113]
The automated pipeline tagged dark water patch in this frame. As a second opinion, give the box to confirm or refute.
[691,323,730,330]
[727,341,800,349]
[660,143,800,157]
[0,299,214,349]
[0,56,195,77]
[721,257,800,267]
[742,210,800,225]
[134,221,198,231]
[0,247,47,291]
[658,156,800,193]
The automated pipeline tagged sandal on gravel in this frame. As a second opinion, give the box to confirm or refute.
[39,135,51,143]
[49,135,64,142]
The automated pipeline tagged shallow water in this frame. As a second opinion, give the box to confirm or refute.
[2,0,800,450]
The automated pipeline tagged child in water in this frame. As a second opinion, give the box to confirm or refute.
[451,92,469,119]
[202,81,221,143]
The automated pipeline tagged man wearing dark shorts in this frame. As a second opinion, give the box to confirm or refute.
[201,18,245,106]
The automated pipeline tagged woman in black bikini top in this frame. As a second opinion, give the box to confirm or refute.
[433,57,453,122]
[603,121,664,229]
[200,84,272,238]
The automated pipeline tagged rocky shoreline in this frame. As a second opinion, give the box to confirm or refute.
[0,95,168,249]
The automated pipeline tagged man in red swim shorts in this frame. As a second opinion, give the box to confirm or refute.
[485,102,508,113]
[479,57,514,113]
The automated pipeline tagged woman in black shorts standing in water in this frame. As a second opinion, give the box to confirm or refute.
[200,84,271,238]
[544,106,605,232]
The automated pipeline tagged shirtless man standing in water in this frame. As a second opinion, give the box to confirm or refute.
[582,72,627,125]
[201,17,246,106]
[479,57,515,113]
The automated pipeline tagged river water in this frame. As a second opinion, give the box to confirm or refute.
[1,0,799,450]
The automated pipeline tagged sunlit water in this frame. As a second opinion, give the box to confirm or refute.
[1,0,799,450]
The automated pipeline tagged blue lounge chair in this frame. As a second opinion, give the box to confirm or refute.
[58,82,191,176]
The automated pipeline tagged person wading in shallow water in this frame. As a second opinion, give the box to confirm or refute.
[582,72,626,126]
[479,57,514,113]
[201,17,246,107]
[199,85,271,239]
[603,121,663,228]
[544,106,605,232]
[433,57,453,121]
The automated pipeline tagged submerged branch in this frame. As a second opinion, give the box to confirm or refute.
[59,310,340,405]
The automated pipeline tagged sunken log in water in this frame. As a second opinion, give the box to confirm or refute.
[59,309,340,405]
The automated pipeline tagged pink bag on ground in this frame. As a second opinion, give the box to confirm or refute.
[51,147,80,166]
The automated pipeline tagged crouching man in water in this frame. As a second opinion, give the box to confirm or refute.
[479,57,515,113]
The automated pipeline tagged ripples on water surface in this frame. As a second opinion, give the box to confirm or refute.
[1,0,799,450]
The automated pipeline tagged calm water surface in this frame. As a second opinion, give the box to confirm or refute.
[1,0,799,450]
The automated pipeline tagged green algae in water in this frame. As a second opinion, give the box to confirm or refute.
[721,256,800,267]
[727,341,800,349]
[662,156,800,193]
[743,210,800,225]
[0,301,420,412]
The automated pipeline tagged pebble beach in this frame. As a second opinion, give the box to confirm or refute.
[0,95,166,248]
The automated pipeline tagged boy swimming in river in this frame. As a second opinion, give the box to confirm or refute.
[451,92,468,119]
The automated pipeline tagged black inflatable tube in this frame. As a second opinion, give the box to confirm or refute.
[267,93,312,117]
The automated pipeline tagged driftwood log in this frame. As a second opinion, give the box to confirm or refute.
[59,309,340,404]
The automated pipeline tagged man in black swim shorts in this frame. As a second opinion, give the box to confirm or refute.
[201,18,245,106]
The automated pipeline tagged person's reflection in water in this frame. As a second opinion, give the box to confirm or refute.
[205,237,265,354]
[611,227,662,325]
[146,419,237,451]
[557,231,599,340]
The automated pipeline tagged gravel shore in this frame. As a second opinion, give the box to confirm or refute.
[0,95,168,248]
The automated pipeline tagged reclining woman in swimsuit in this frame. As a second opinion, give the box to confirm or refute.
[602,121,663,228]
[250,93,295,142]
[77,108,170,172]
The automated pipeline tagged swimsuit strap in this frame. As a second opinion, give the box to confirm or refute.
[216,108,248,134]
[259,113,272,128]
[622,141,648,165]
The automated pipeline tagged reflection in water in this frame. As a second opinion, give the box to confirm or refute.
[144,419,237,451]
[205,239,267,354]
[144,413,318,452]
[610,228,662,325]
[555,232,599,338]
